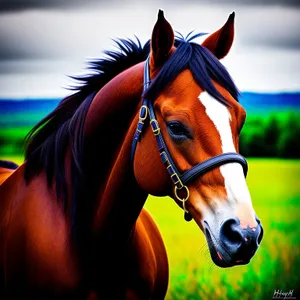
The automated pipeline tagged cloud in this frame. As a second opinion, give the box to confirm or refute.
[1,46,300,98]
[235,7,300,50]
[172,0,300,6]
[0,4,298,64]
[0,7,155,62]
[0,3,299,96]
[0,0,113,13]
[0,0,299,13]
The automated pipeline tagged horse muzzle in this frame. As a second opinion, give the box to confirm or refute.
[204,217,264,268]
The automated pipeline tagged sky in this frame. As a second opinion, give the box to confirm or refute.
[0,0,299,98]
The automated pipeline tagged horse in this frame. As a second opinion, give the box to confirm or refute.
[0,10,263,299]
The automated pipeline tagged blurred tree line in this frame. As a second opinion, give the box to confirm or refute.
[0,111,299,159]
[239,111,300,158]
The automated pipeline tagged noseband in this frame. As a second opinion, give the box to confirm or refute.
[131,57,248,221]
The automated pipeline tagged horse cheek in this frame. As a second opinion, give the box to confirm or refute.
[133,132,171,196]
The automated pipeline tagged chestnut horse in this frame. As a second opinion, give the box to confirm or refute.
[0,10,263,299]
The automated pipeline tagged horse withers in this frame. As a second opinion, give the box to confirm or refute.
[0,10,263,299]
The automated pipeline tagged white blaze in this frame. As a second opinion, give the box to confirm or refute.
[199,92,253,208]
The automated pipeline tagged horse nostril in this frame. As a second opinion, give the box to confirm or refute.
[220,218,243,246]
[257,224,264,245]
[219,217,262,261]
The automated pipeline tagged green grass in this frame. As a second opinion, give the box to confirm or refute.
[0,126,31,156]
[145,159,300,299]
[1,157,299,299]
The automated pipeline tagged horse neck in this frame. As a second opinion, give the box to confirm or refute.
[83,62,148,244]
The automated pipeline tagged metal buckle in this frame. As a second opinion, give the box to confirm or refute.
[139,105,148,121]
[170,173,184,189]
[150,119,160,135]
[174,185,190,213]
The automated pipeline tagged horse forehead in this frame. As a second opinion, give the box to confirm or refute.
[158,71,239,121]
[162,69,203,98]
[160,71,234,106]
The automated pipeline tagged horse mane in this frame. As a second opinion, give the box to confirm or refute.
[0,160,19,170]
[24,37,150,215]
[145,33,239,105]
[24,33,239,235]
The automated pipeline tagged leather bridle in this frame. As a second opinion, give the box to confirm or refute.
[131,57,248,221]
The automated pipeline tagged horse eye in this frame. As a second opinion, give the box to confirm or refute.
[167,121,191,139]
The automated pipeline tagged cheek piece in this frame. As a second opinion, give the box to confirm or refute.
[131,57,248,222]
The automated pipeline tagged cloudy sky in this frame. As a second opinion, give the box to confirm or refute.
[0,0,299,98]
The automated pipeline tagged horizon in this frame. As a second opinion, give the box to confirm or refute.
[1,90,300,101]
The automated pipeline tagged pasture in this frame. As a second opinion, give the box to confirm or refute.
[3,156,300,299]
[1,91,299,300]
[146,159,300,299]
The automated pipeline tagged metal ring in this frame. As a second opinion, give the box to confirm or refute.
[174,185,190,213]
[139,105,149,121]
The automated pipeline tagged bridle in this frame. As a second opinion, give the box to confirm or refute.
[131,57,248,221]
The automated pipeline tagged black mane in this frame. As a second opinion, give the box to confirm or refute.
[24,34,239,234]
[146,34,239,104]
[0,160,19,170]
[24,38,150,231]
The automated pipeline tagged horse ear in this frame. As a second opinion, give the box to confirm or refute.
[201,12,235,59]
[150,10,174,67]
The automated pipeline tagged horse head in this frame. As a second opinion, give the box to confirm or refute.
[132,10,263,268]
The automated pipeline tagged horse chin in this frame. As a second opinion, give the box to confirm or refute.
[204,227,250,268]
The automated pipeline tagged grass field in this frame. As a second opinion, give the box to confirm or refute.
[2,156,299,299]
[145,159,300,299]
[1,82,299,300]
